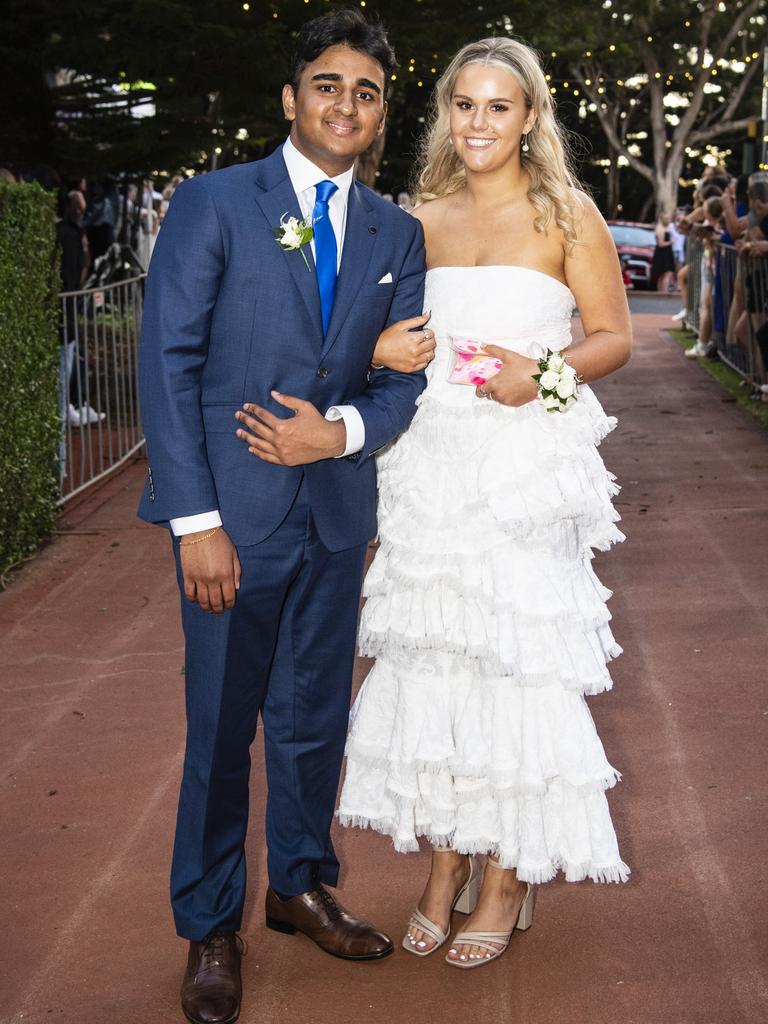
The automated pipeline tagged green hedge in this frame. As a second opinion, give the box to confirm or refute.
[0,182,60,581]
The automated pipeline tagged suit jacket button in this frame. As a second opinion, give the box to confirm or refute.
[316,366,329,379]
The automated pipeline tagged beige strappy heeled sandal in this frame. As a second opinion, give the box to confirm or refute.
[402,850,480,957]
[445,857,535,969]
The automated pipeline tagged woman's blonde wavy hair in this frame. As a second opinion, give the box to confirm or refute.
[413,37,582,246]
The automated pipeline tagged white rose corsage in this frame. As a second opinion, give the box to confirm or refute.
[532,349,582,412]
[273,214,313,271]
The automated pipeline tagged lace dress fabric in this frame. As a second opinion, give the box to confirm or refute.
[338,266,630,884]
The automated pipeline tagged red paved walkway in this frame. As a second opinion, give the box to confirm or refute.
[2,315,767,1024]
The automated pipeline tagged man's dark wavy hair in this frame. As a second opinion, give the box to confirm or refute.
[288,7,397,97]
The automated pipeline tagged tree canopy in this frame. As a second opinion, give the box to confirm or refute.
[2,0,765,216]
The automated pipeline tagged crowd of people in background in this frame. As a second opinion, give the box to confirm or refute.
[0,163,419,430]
[0,165,186,283]
[0,165,188,427]
[667,165,768,384]
[0,163,414,281]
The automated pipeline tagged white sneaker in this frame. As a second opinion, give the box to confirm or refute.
[684,342,706,359]
[82,403,105,423]
[671,308,687,321]
[68,402,105,425]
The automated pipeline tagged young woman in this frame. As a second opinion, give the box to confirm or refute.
[338,36,632,969]
[652,211,677,293]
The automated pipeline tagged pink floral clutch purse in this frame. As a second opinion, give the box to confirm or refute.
[447,336,503,387]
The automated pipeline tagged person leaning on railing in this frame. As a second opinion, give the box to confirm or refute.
[719,175,750,243]
[719,176,750,346]
[673,179,726,325]
[737,215,768,377]
[731,180,768,355]
[685,199,724,359]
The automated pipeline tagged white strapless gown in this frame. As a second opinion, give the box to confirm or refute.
[338,266,630,884]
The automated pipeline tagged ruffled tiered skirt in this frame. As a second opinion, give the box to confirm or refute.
[338,386,630,884]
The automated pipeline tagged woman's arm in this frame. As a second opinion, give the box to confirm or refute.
[720,190,747,241]
[370,203,437,372]
[371,314,435,372]
[561,193,633,382]
[478,194,631,407]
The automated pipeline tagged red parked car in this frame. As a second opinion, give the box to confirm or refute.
[607,221,656,289]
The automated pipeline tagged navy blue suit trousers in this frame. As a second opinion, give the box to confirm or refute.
[170,480,367,940]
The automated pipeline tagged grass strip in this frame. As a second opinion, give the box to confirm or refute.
[667,328,768,431]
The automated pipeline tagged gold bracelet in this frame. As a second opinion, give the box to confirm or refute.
[179,527,222,547]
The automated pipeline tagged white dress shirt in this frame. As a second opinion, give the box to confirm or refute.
[170,138,367,537]
[283,135,352,271]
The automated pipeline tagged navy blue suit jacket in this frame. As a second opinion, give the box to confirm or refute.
[137,147,427,551]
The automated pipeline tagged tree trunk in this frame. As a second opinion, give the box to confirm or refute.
[639,193,654,222]
[654,157,683,217]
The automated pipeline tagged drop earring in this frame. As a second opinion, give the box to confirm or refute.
[521,133,530,153]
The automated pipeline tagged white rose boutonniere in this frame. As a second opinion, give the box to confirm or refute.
[532,349,582,412]
[273,214,314,271]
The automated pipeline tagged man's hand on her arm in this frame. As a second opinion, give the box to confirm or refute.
[235,392,346,466]
[180,528,241,614]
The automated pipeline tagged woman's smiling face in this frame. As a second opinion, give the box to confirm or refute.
[449,63,536,175]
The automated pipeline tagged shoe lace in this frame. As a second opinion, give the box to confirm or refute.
[197,932,246,977]
[313,887,342,921]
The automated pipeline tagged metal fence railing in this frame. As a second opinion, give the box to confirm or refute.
[59,274,146,503]
[683,236,768,395]
[684,236,704,338]
[713,243,748,375]
[741,253,768,390]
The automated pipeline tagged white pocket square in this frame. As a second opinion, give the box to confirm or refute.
[377,272,393,284]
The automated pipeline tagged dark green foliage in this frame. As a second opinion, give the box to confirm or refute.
[2,1,763,212]
[0,183,60,580]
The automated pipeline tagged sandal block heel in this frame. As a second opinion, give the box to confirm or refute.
[515,886,536,931]
[453,867,480,915]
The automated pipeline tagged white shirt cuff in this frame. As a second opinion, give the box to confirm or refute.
[325,405,365,457]
[170,510,223,536]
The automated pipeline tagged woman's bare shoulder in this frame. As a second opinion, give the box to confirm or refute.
[567,187,600,220]
[411,193,458,227]
[566,188,612,244]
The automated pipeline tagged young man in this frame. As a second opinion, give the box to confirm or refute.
[138,9,431,1023]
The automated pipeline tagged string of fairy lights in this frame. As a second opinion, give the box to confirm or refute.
[237,1,764,95]
[231,0,767,171]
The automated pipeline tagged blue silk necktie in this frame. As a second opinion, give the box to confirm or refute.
[312,179,339,335]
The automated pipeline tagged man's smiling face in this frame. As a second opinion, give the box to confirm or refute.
[283,44,387,176]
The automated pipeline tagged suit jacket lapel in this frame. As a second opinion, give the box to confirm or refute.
[253,151,323,338]
[321,183,377,359]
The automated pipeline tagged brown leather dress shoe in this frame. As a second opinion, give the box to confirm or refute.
[265,885,393,961]
[181,931,244,1024]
